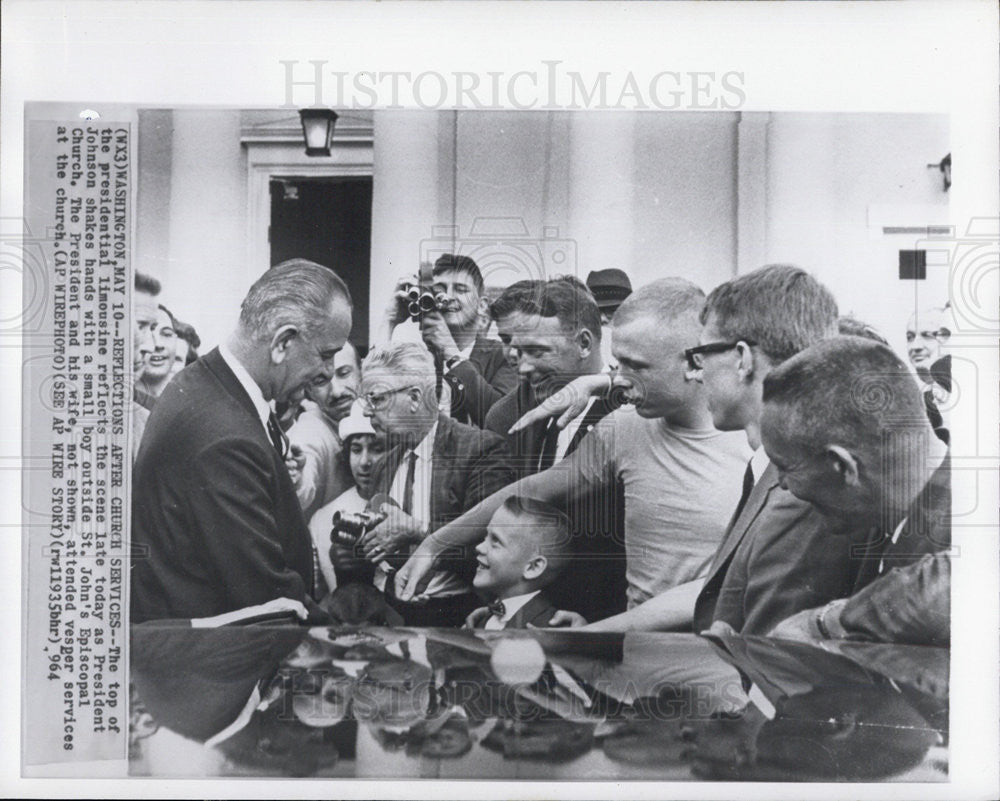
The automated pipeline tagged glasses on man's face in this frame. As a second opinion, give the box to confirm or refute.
[359,385,417,411]
[906,328,951,344]
[684,339,758,371]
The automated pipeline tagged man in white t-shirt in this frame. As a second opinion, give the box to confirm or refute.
[395,278,752,613]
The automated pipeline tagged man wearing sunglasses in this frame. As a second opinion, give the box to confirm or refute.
[355,341,516,626]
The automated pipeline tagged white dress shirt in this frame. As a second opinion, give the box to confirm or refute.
[748,444,771,484]
[378,421,466,598]
[218,342,271,437]
[553,396,599,464]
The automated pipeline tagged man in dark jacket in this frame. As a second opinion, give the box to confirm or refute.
[382,254,517,427]
[131,259,352,622]
[355,340,516,626]
[761,336,950,646]
[485,277,626,622]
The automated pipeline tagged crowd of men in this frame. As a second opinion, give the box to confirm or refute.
[130,254,951,648]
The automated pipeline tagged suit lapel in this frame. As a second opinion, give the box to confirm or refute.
[201,347,263,423]
[505,592,557,629]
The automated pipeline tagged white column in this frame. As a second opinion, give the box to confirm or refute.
[369,111,445,344]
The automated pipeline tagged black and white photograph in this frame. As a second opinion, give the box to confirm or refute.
[3,1,998,798]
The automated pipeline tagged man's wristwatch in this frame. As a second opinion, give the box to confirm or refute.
[814,599,849,639]
[444,353,464,371]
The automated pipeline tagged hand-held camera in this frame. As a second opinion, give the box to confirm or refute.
[331,509,387,546]
[401,283,453,322]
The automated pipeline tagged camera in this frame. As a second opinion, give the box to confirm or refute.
[400,283,454,322]
[331,509,387,546]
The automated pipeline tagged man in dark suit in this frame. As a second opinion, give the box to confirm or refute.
[580,265,858,635]
[131,259,353,622]
[382,254,517,427]
[484,277,625,622]
[761,337,950,646]
[354,341,516,626]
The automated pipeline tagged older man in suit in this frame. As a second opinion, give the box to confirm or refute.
[131,259,352,622]
[762,337,950,646]
[355,341,516,626]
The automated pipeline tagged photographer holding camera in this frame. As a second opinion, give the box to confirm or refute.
[381,254,517,428]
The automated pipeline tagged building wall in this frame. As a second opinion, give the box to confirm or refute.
[135,109,947,356]
[763,113,949,355]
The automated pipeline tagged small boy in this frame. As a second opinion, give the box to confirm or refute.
[466,496,575,629]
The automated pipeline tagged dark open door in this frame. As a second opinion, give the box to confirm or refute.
[269,176,372,348]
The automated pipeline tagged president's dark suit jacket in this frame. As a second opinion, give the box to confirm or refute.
[370,414,517,580]
[443,335,518,428]
[693,462,859,636]
[485,381,627,623]
[131,348,315,623]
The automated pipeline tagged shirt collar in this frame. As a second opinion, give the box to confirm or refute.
[496,590,541,623]
[408,418,439,462]
[219,343,271,432]
[749,445,771,483]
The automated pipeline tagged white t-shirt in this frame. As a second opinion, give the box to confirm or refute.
[572,407,753,608]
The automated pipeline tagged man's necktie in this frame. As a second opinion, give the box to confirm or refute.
[487,599,506,620]
[266,411,289,459]
[537,420,560,472]
[401,451,418,516]
[732,460,755,523]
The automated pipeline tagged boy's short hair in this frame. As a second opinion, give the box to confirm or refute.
[500,496,573,581]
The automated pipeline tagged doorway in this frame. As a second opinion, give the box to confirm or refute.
[269,176,373,347]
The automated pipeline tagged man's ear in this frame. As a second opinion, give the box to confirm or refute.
[406,385,423,412]
[576,328,595,359]
[269,325,299,364]
[824,444,862,487]
[522,554,548,582]
[735,341,757,382]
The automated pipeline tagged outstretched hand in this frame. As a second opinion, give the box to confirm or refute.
[509,373,610,433]
[394,538,443,602]
[529,609,587,628]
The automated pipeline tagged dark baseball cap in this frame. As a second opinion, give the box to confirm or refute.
[586,268,633,311]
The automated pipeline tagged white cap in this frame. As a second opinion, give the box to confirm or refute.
[339,399,377,441]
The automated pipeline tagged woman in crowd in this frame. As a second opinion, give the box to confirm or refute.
[309,401,386,592]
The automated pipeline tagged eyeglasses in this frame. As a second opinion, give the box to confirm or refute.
[684,339,757,371]
[359,385,417,411]
[906,328,951,343]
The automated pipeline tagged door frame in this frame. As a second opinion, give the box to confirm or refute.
[241,117,374,284]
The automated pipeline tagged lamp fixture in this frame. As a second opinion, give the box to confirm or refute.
[926,153,951,192]
[298,108,339,157]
